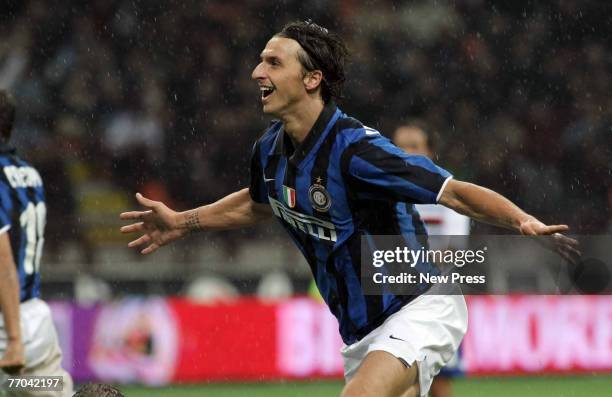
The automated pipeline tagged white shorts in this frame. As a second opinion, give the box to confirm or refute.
[341,294,468,397]
[0,299,74,397]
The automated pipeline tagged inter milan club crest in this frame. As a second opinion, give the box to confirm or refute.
[282,185,296,208]
[309,180,332,212]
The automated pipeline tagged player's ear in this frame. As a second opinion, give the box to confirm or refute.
[303,70,323,91]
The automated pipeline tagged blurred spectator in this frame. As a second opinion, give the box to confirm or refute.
[257,271,294,301]
[184,275,239,303]
[74,274,113,305]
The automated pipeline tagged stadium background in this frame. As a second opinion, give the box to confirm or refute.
[1,0,611,396]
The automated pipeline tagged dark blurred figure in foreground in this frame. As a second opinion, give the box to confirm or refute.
[73,383,124,397]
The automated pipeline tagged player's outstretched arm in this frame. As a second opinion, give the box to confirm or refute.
[438,179,580,261]
[120,188,272,255]
[0,233,25,374]
[438,179,568,235]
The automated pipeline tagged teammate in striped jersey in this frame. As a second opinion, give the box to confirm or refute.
[0,91,73,396]
[121,22,574,397]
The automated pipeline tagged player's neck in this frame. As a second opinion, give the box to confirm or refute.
[281,97,325,145]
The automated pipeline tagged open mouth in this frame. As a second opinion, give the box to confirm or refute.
[260,86,275,100]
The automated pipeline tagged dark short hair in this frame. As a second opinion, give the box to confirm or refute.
[0,90,15,142]
[73,383,125,397]
[276,20,349,103]
[396,119,437,153]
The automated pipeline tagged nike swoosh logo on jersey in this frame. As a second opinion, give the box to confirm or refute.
[389,334,406,342]
[264,177,275,183]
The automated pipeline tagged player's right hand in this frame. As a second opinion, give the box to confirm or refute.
[119,193,188,254]
[0,340,25,375]
[518,218,581,264]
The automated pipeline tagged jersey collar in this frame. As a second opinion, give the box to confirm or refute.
[272,101,338,167]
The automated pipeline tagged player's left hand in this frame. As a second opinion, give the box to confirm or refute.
[520,218,581,264]
[519,218,568,236]
[0,340,25,375]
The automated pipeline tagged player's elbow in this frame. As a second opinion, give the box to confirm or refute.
[438,179,478,216]
[438,179,469,213]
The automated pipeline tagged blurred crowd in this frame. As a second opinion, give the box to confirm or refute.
[0,0,610,263]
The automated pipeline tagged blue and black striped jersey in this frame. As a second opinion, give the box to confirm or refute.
[0,146,46,302]
[249,102,452,344]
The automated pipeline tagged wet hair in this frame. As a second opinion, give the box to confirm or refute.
[0,90,15,143]
[72,383,125,397]
[276,20,349,103]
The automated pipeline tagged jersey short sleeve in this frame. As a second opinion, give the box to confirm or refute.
[342,133,452,204]
[248,141,268,204]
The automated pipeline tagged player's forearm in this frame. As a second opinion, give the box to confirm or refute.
[176,188,272,232]
[439,180,533,232]
[0,262,22,342]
